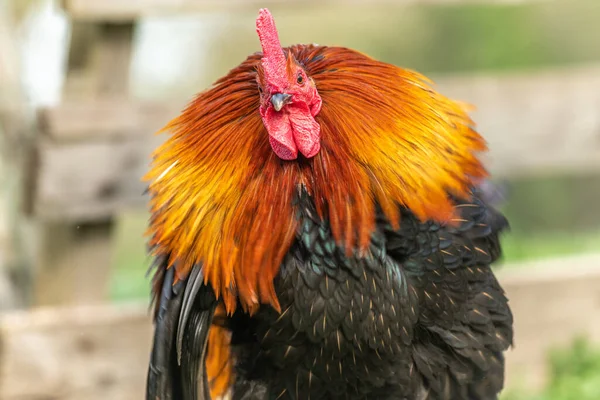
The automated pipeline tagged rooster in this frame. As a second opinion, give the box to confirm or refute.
[145,8,513,400]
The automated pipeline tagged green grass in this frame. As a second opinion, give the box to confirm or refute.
[110,211,151,302]
[503,338,600,400]
[500,229,600,266]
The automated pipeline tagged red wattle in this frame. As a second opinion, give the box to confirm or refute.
[269,135,297,160]
[261,103,320,160]
[289,109,321,159]
[262,107,298,160]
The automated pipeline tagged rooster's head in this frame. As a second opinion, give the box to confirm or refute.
[256,8,323,160]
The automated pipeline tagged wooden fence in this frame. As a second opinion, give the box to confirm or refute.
[0,0,599,398]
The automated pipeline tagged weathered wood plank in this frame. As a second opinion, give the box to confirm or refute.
[435,64,600,178]
[38,99,185,140]
[0,303,153,400]
[34,134,163,220]
[61,0,548,21]
[1,255,600,397]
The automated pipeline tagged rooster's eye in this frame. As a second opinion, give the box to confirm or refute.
[297,73,304,85]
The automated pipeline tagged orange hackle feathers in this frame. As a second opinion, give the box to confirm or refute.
[144,45,487,317]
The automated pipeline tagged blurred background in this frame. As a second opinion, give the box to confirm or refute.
[0,0,599,399]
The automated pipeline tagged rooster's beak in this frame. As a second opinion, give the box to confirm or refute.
[271,93,292,112]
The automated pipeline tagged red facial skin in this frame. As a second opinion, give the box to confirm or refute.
[256,9,323,160]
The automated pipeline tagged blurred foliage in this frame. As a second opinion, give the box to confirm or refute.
[503,337,600,400]
[224,0,600,75]
[406,0,600,74]
[497,172,600,264]
[110,211,150,302]
[502,173,600,234]
[500,228,600,266]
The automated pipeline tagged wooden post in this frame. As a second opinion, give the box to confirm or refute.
[30,21,135,306]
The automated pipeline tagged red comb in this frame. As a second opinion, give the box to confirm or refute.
[256,8,287,90]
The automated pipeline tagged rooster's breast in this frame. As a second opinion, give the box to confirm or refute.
[233,197,419,400]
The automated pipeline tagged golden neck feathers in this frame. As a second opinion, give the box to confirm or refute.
[145,45,487,314]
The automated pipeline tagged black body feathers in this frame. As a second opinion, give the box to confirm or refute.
[147,186,513,400]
